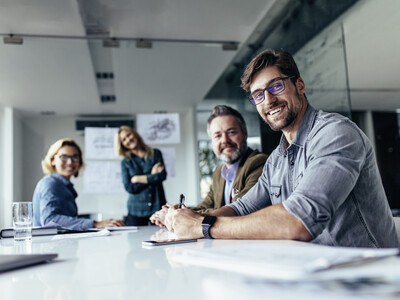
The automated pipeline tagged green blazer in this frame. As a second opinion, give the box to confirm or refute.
[193,148,268,213]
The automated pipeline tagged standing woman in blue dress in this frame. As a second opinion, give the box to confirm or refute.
[116,126,167,226]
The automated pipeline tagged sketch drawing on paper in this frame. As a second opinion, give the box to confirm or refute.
[145,118,176,141]
[137,113,180,144]
[85,127,119,159]
[93,135,114,149]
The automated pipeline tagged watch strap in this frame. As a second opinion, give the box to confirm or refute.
[202,216,217,239]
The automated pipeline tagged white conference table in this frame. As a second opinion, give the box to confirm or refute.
[1,226,400,300]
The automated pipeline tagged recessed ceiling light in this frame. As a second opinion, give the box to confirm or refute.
[40,111,56,116]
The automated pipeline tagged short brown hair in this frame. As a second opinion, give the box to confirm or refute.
[241,49,300,92]
[42,138,84,177]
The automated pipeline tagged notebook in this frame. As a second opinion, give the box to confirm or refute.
[0,254,58,273]
[0,226,58,238]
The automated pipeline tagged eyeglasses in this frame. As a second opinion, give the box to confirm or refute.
[57,154,80,163]
[248,76,296,106]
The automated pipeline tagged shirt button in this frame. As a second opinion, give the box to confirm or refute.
[148,202,152,206]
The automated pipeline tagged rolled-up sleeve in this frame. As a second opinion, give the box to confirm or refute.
[121,160,149,194]
[146,150,167,184]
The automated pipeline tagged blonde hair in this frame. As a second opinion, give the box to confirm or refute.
[115,126,154,159]
[41,138,85,177]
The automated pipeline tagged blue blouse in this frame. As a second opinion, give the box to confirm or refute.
[121,148,167,217]
[32,172,93,230]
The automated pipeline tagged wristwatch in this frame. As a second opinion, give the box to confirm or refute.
[202,216,216,239]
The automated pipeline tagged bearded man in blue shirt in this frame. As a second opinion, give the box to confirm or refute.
[165,49,399,248]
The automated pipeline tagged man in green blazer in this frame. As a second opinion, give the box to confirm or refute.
[150,105,267,225]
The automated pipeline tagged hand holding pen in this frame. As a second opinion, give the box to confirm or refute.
[178,194,185,208]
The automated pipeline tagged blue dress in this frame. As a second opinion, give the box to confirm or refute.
[120,148,167,218]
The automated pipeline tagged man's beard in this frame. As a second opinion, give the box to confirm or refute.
[217,140,247,164]
[262,91,303,132]
[262,105,297,132]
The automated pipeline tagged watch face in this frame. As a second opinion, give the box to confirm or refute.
[202,216,216,226]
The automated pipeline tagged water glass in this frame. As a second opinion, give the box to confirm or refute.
[12,202,33,241]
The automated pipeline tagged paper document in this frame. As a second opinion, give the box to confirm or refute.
[89,226,138,232]
[52,229,111,240]
[203,275,400,300]
[106,226,138,231]
[172,242,399,280]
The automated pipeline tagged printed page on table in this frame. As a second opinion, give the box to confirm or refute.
[172,241,399,280]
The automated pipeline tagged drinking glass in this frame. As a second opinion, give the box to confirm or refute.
[12,202,33,241]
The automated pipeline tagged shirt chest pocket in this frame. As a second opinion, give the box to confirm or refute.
[270,185,282,204]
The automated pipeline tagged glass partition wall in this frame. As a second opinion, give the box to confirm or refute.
[198,19,400,213]
[294,23,352,117]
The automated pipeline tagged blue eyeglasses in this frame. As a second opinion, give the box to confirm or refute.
[248,76,296,105]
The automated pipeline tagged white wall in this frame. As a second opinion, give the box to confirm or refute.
[0,106,4,227]
[0,107,15,228]
[19,109,200,221]
[13,110,23,204]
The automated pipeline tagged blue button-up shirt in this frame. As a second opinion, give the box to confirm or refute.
[32,172,93,230]
[230,105,399,248]
[221,157,242,205]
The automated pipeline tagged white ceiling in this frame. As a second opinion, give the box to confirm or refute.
[0,0,399,117]
[0,0,276,116]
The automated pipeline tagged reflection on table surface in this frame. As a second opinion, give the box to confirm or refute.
[1,226,400,300]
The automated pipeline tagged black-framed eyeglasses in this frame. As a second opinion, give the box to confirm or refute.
[248,76,296,106]
[57,154,80,163]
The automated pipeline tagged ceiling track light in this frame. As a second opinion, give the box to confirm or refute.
[0,32,239,50]
[222,43,238,51]
[3,34,23,45]
[136,39,152,48]
[103,38,120,48]
[86,28,110,36]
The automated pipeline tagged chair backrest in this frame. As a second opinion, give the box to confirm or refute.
[394,217,400,242]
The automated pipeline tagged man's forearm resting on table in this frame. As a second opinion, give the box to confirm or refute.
[168,204,312,240]
[208,204,311,240]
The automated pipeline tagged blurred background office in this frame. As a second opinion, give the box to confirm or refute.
[1,0,399,228]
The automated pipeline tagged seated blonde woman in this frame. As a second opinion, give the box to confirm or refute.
[32,138,125,230]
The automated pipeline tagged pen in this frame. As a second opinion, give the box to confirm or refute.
[178,194,185,208]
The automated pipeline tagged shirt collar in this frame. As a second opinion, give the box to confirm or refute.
[221,156,243,181]
[279,104,317,153]
[51,172,72,186]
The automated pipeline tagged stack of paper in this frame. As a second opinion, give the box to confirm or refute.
[172,242,399,280]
